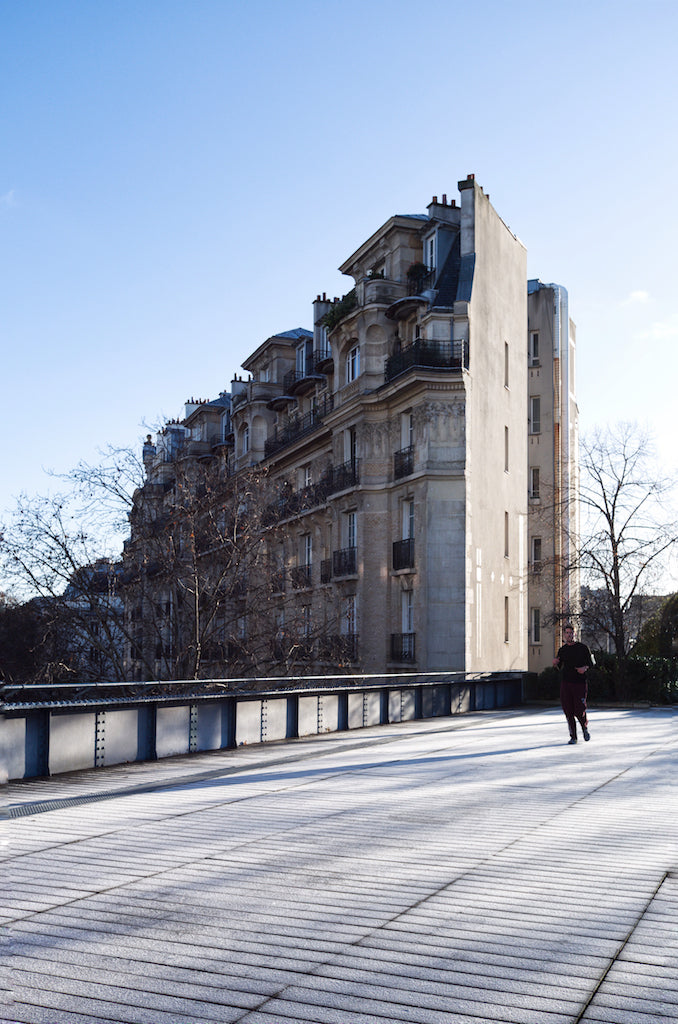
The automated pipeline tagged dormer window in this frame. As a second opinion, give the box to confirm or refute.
[425,235,436,271]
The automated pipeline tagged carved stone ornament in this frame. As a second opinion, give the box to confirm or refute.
[418,400,465,443]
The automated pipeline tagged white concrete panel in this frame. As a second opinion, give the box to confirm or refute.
[101,709,139,766]
[1,715,24,781]
[399,688,417,721]
[261,698,287,742]
[364,691,381,726]
[298,695,320,737]
[318,693,339,732]
[49,712,96,774]
[347,692,364,729]
[155,705,190,758]
[236,700,262,745]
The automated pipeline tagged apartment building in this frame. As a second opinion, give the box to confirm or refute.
[125,176,575,679]
[526,280,580,671]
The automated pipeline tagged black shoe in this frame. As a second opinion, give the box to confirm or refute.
[583,728,590,741]
[568,737,577,744]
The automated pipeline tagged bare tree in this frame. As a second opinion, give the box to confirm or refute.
[1,438,348,688]
[123,451,342,683]
[576,423,678,668]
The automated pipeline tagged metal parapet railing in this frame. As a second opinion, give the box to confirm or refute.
[1,670,525,781]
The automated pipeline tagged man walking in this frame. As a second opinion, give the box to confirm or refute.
[553,624,593,744]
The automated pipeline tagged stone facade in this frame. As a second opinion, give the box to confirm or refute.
[125,177,575,680]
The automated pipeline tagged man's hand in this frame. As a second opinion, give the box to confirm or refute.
[576,666,588,674]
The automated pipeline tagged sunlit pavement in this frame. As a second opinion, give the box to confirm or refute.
[1,705,677,1024]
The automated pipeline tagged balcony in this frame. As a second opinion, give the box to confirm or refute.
[333,547,357,577]
[391,632,416,663]
[270,569,286,593]
[363,277,406,306]
[313,347,333,373]
[283,367,326,396]
[385,339,468,383]
[267,393,296,412]
[264,395,334,458]
[290,564,312,589]
[319,633,359,664]
[326,458,359,494]
[233,381,287,411]
[393,445,414,480]
[392,538,415,571]
[263,460,360,525]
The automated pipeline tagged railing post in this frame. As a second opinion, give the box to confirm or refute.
[25,709,50,778]
[287,694,299,739]
[221,696,236,750]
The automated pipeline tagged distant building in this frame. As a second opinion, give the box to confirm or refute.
[125,177,578,680]
[526,280,580,671]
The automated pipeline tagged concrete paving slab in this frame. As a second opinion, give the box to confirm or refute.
[2,706,678,1024]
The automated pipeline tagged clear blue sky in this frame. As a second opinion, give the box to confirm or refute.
[2,0,677,526]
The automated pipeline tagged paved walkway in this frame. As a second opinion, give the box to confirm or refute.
[1,705,677,1024]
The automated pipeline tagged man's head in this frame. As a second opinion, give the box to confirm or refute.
[563,624,575,644]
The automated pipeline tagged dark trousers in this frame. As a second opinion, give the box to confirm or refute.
[560,679,588,739]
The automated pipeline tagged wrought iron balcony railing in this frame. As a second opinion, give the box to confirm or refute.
[264,394,334,458]
[390,632,416,663]
[393,445,414,480]
[290,564,312,589]
[319,633,359,664]
[392,537,415,571]
[332,546,357,577]
[385,339,468,382]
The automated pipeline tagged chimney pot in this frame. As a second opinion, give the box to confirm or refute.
[432,195,438,204]
[442,193,447,204]
[467,173,475,180]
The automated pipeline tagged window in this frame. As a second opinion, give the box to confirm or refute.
[345,426,358,465]
[403,498,415,540]
[425,235,435,271]
[530,467,540,499]
[346,345,360,383]
[504,511,509,557]
[303,533,312,567]
[296,343,305,374]
[401,410,414,449]
[504,596,509,643]
[402,590,414,633]
[531,537,542,573]
[346,510,357,549]
[529,332,540,366]
[504,426,509,472]
[531,607,541,643]
[343,594,357,635]
[299,464,312,488]
[242,424,250,454]
[529,396,541,434]
[504,342,509,388]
